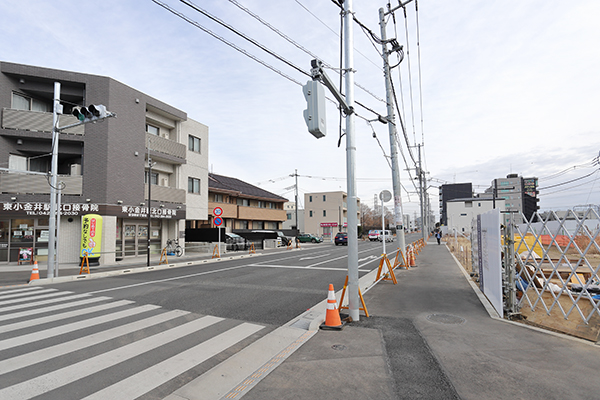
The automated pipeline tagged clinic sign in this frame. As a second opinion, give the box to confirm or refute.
[2,202,99,216]
[118,205,179,219]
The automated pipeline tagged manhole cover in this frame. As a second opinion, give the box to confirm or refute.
[331,344,347,351]
[426,314,466,325]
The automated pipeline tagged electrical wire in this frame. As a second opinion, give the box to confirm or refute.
[152,0,306,85]
[179,0,311,78]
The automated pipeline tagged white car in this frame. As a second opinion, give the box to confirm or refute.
[378,230,394,242]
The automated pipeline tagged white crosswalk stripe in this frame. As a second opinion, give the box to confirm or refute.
[0,287,267,399]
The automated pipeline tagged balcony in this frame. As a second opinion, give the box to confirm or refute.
[145,184,186,204]
[146,133,186,162]
[2,108,84,135]
[0,170,82,195]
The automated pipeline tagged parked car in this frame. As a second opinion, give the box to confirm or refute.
[276,231,291,247]
[225,233,248,251]
[378,230,394,242]
[368,230,380,241]
[334,232,348,246]
[297,233,323,243]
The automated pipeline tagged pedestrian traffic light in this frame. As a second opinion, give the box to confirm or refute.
[72,104,111,122]
[302,80,326,139]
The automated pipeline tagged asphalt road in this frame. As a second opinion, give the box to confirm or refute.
[0,236,421,399]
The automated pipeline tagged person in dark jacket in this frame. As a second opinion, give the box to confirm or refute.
[435,230,442,245]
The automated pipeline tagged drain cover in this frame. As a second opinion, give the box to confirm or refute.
[426,314,466,325]
[331,344,347,351]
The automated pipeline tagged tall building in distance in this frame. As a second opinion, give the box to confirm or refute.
[485,174,539,223]
[439,183,473,226]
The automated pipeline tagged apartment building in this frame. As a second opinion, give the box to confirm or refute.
[0,61,208,264]
[304,191,361,241]
[205,173,287,231]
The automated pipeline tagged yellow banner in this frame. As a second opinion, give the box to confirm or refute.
[81,214,103,259]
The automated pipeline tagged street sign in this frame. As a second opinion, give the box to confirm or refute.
[213,207,223,217]
[379,190,392,203]
[214,216,223,226]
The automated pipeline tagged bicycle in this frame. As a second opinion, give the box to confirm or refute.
[166,238,184,257]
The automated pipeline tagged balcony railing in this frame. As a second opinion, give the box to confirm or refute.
[146,133,186,161]
[145,184,186,204]
[0,170,82,195]
[2,108,84,135]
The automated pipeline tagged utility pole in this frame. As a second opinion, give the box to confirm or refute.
[47,82,61,278]
[344,0,360,322]
[147,145,153,267]
[379,6,408,262]
[294,169,299,232]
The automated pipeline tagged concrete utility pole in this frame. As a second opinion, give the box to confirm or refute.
[379,6,407,262]
[344,0,360,322]
[47,82,61,279]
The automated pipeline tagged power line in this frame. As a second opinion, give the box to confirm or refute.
[152,0,306,86]
[179,0,310,78]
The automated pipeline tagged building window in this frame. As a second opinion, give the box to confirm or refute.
[323,210,326,217]
[237,198,249,206]
[188,135,201,153]
[146,124,159,136]
[323,195,326,201]
[310,211,313,217]
[145,171,158,185]
[309,196,312,202]
[287,213,292,220]
[188,177,200,194]
[12,92,51,112]
[214,194,223,202]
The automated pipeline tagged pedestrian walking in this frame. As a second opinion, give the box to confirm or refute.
[436,230,441,245]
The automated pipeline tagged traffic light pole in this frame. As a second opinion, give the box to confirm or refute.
[47,87,116,278]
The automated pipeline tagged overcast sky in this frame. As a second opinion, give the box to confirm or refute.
[2,0,599,220]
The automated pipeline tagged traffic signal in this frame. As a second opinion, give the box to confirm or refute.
[72,104,110,122]
[302,80,326,138]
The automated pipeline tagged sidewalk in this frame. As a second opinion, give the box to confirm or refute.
[242,242,600,400]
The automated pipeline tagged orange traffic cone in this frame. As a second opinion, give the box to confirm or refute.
[320,284,345,330]
[409,246,416,267]
[29,261,40,282]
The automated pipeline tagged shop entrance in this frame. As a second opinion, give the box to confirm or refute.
[118,219,161,258]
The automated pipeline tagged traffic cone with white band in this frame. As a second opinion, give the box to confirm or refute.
[320,284,345,330]
[28,261,40,283]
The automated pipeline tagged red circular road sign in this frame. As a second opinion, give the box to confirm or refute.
[214,216,223,226]
[213,207,223,217]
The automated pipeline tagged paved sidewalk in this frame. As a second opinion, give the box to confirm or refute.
[242,242,600,400]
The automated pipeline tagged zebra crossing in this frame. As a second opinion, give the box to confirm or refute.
[0,285,266,399]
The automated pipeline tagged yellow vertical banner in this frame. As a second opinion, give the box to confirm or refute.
[81,214,103,263]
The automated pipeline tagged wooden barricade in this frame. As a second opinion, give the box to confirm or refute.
[79,254,90,275]
[212,244,220,259]
[376,253,397,284]
[159,247,169,265]
[393,247,408,270]
[338,275,369,317]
